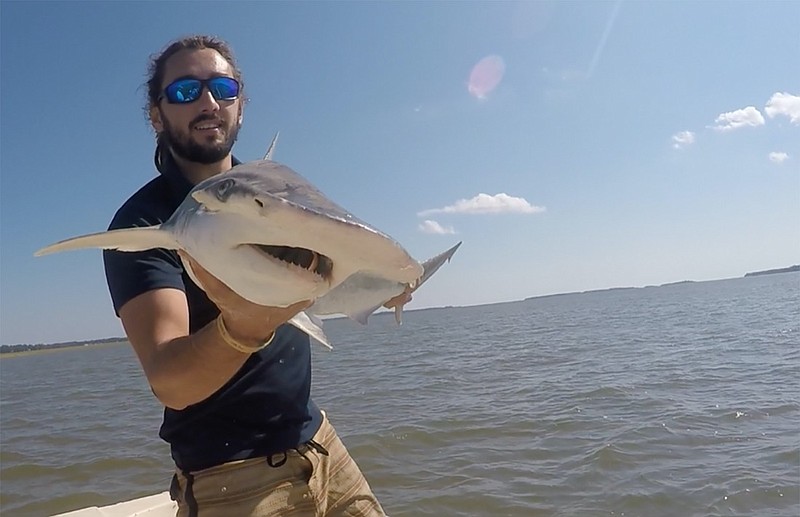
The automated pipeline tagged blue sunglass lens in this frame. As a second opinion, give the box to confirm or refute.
[164,77,240,104]
[166,80,202,103]
[208,77,239,100]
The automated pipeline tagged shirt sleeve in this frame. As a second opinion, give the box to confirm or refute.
[102,197,185,316]
[104,247,185,316]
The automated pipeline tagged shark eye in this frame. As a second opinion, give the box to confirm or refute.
[216,178,235,200]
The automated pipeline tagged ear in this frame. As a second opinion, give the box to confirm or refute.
[237,104,243,126]
[150,105,164,133]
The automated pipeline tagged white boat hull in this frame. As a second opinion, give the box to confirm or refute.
[52,492,176,517]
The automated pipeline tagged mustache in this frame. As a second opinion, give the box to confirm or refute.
[189,114,225,128]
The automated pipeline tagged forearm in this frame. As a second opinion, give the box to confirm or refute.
[118,261,309,411]
[119,289,280,411]
[145,317,257,410]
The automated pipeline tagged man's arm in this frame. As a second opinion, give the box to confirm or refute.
[120,255,310,410]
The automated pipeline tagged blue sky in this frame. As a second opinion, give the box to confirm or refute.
[1,1,798,345]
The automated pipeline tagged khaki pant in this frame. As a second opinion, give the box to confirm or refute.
[171,413,386,517]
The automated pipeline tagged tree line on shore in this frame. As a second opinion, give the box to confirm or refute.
[0,337,126,354]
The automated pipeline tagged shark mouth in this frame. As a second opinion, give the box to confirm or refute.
[253,244,333,279]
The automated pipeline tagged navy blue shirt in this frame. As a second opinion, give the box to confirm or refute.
[103,150,322,472]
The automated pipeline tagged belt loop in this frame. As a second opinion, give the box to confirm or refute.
[267,451,288,468]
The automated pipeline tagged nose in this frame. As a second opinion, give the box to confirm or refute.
[195,86,220,112]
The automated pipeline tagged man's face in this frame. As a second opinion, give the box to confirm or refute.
[151,48,243,164]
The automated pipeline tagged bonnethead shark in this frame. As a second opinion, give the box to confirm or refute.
[36,142,461,348]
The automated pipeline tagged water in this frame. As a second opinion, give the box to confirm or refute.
[1,273,798,516]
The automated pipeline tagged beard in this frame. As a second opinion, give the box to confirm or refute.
[159,111,240,165]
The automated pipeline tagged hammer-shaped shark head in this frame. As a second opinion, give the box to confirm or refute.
[181,160,423,306]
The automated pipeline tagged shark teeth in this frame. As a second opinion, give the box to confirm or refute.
[252,244,333,279]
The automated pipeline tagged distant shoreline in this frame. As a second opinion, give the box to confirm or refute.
[4,266,797,352]
[743,265,799,277]
[0,339,127,357]
[523,265,799,302]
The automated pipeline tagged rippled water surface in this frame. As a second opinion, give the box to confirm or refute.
[2,273,798,516]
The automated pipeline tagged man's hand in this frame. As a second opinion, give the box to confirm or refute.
[180,252,312,346]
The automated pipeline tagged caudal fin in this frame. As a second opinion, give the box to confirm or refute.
[35,226,178,257]
[348,242,463,326]
[415,241,462,291]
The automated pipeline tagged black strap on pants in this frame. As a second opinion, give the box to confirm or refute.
[170,471,199,517]
[266,439,330,468]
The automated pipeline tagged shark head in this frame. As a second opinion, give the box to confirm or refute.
[181,160,423,307]
[178,170,331,305]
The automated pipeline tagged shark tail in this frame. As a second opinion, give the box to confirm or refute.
[415,241,462,291]
[350,241,463,326]
[34,225,177,257]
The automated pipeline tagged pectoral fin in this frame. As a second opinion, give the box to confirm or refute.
[289,311,332,350]
[35,226,177,256]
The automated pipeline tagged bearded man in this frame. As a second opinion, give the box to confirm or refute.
[104,35,390,517]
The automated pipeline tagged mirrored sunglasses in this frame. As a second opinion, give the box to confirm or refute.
[162,76,240,104]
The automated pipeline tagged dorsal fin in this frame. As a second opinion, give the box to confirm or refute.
[264,131,280,160]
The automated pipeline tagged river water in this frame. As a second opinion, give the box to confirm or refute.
[1,272,798,516]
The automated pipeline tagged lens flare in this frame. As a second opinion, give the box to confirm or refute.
[468,55,505,100]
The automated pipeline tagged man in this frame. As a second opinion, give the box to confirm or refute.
[104,35,397,517]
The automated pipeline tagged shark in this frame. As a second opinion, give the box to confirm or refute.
[35,145,461,348]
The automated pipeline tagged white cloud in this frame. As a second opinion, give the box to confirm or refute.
[765,92,800,124]
[672,130,695,149]
[768,152,789,164]
[418,220,457,235]
[418,193,545,216]
[711,106,765,132]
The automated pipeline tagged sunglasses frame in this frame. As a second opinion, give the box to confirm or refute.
[160,76,241,105]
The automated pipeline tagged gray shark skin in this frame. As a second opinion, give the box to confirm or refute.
[36,158,461,347]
